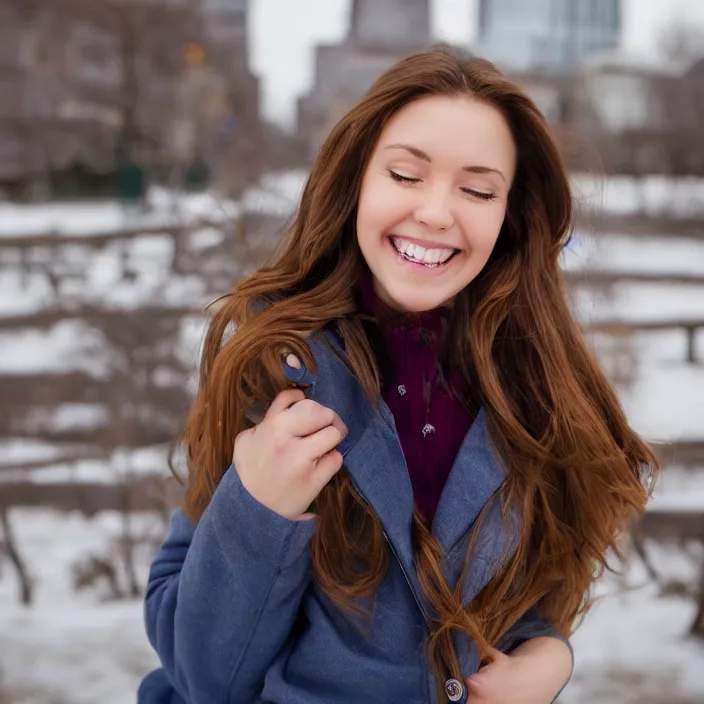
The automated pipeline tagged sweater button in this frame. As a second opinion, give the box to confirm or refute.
[445,678,467,702]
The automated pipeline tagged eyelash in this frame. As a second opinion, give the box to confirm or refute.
[387,169,496,201]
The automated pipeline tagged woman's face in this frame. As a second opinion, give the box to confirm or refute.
[356,94,517,313]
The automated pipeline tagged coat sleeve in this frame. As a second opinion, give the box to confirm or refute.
[144,464,317,704]
[496,607,574,702]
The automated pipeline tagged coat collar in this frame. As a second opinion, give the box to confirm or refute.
[297,329,515,613]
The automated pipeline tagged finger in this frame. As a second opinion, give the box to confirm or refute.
[267,388,306,417]
[465,675,488,698]
[329,411,348,441]
[477,647,505,670]
[287,401,347,439]
[486,646,509,663]
[312,448,344,483]
[284,399,332,436]
[303,425,346,463]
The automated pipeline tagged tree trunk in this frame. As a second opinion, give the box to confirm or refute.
[0,507,33,606]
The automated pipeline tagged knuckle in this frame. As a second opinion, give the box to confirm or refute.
[298,398,314,413]
[233,428,249,449]
[270,426,289,453]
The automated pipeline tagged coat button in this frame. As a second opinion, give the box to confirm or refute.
[444,678,467,702]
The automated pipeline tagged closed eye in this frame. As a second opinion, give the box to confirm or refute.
[460,188,496,201]
[388,169,420,184]
[390,170,496,201]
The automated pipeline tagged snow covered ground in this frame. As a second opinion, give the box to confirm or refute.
[0,510,162,704]
[1,179,703,702]
[0,508,702,704]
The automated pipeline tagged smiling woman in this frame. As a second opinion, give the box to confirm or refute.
[139,44,659,704]
[357,95,516,312]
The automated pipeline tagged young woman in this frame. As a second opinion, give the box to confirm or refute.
[138,45,658,704]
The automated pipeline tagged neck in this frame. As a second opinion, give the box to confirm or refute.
[356,263,450,333]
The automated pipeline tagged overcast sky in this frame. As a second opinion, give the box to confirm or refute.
[249,0,704,127]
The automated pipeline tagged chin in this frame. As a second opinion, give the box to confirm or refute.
[389,291,452,314]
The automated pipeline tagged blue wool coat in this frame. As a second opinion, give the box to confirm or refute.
[138,328,573,704]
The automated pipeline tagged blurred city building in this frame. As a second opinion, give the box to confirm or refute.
[297,0,430,157]
[476,0,621,73]
[511,53,704,176]
[175,0,263,194]
[0,0,260,200]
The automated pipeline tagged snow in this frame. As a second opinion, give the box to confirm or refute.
[574,282,704,323]
[0,444,171,484]
[0,509,702,703]
[646,465,704,512]
[0,440,64,465]
[0,510,161,704]
[572,173,704,218]
[0,187,240,238]
[564,586,704,703]
[0,322,110,375]
[563,231,704,276]
[621,358,704,441]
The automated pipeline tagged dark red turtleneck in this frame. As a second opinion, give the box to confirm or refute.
[357,266,474,521]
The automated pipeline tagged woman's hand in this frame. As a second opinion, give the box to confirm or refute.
[466,637,571,703]
[233,387,348,521]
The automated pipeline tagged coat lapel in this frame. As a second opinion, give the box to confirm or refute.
[304,330,429,617]
[431,409,508,554]
[303,329,519,617]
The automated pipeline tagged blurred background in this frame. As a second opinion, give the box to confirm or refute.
[0,0,703,702]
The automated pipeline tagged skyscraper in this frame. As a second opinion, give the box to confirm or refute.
[476,0,621,72]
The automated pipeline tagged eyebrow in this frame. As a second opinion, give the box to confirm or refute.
[384,143,507,183]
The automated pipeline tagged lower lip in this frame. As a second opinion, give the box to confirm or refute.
[386,237,458,273]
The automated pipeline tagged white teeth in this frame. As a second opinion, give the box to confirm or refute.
[391,237,456,267]
[395,239,410,255]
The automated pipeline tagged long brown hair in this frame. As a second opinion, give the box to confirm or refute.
[178,44,659,695]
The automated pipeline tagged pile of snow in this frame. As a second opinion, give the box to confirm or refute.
[572,173,704,219]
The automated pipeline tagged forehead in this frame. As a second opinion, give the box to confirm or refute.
[375,95,516,181]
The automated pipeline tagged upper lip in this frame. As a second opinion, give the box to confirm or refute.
[389,235,460,251]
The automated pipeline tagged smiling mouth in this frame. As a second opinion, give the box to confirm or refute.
[389,236,460,268]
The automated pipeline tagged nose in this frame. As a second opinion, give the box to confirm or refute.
[413,186,454,231]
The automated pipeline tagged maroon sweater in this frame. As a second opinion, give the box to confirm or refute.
[357,269,474,521]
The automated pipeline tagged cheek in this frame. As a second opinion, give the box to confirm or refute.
[460,207,506,253]
[358,180,408,233]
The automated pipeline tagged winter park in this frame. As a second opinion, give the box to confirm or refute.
[1,1,704,703]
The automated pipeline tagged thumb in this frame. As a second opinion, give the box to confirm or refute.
[465,674,485,698]
[478,646,508,669]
